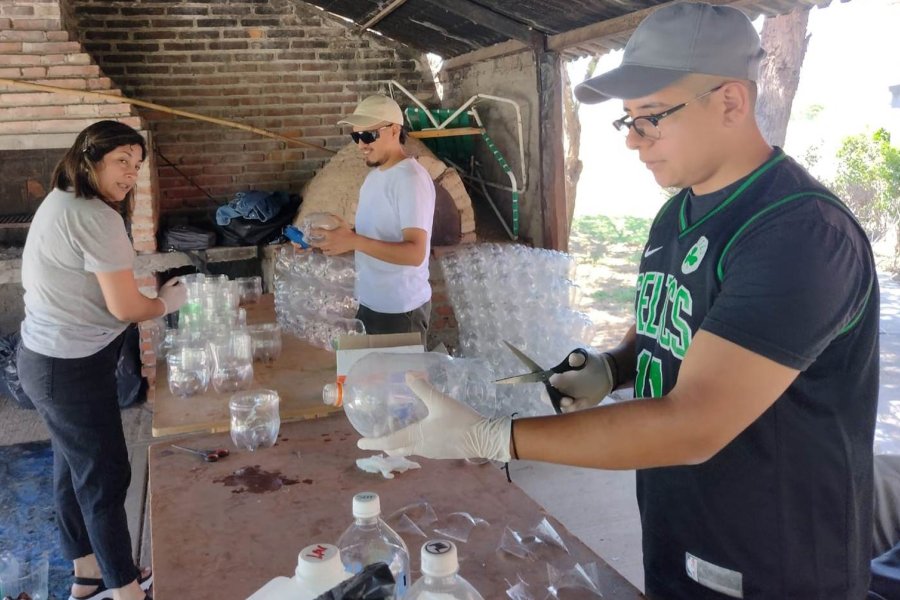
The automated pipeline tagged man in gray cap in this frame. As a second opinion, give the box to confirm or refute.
[310,94,435,340]
[358,4,879,598]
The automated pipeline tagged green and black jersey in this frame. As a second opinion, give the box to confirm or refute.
[635,149,879,599]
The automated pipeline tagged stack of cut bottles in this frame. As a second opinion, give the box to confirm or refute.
[439,243,596,417]
[161,273,279,397]
[273,247,365,351]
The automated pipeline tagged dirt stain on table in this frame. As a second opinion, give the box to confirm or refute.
[214,465,300,494]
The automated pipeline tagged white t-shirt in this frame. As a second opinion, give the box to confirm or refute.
[354,158,435,313]
[21,188,134,358]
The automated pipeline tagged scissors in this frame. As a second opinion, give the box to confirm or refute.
[170,444,230,463]
[494,341,589,414]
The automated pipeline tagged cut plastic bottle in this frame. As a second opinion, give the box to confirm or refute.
[405,539,484,600]
[322,352,495,439]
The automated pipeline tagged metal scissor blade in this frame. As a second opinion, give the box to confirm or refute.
[503,340,544,373]
[494,371,553,385]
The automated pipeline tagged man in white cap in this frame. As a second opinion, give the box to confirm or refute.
[311,94,435,340]
[358,4,879,598]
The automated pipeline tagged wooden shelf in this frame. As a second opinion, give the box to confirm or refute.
[409,127,485,139]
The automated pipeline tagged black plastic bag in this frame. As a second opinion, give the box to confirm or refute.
[314,563,395,600]
[217,194,301,247]
[0,331,33,409]
[160,225,217,251]
[116,324,147,408]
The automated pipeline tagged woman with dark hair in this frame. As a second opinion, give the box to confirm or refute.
[16,120,186,600]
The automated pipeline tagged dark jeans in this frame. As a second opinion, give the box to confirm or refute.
[17,333,139,589]
[356,301,431,344]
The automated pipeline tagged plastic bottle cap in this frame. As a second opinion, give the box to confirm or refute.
[295,543,346,589]
[420,539,459,577]
[322,382,343,406]
[351,491,381,518]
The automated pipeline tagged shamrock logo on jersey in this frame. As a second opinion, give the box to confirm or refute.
[681,235,709,274]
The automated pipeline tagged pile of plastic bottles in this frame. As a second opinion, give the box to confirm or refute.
[440,243,596,417]
[273,247,365,350]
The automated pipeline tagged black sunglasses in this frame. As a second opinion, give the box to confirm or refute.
[350,125,391,145]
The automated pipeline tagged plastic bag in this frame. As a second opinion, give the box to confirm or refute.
[0,332,33,409]
[314,562,395,599]
[116,324,147,408]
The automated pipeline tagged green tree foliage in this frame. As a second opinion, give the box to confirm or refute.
[832,128,900,243]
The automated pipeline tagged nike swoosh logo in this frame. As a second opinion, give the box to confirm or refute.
[644,246,663,257]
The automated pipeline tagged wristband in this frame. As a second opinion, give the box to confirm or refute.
[602,351,619,389]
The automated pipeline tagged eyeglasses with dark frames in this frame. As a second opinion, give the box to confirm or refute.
[350,125,391,145]
[612,84,725,140]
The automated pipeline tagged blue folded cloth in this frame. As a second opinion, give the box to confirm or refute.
[216,190,292,226]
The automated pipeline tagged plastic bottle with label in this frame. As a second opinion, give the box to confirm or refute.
[322,353,495,439]
[246,543,353,600]
[405,540,484,600]
[336,492,410,598]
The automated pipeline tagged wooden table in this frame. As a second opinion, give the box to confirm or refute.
[152,295,341,437]
[149,416,644,599]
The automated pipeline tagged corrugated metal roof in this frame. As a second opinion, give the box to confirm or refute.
[304,0,838,61]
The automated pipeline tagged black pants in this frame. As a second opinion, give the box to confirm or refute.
[17,333,139,589]
[356,301,431,344]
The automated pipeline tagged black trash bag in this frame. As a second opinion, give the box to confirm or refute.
[314,562,395,600]
[0,331,34,409]
[217,194,301,247]
[160,225,217,252]
[117,324,147,408]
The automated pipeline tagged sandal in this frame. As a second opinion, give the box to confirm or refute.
[68,576,109,600]
[67,568,151,600]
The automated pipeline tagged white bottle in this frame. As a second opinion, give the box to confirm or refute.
[246,543,352,600]
[337,492,410,598]
[322,353,495,438]
[405,540,484,600]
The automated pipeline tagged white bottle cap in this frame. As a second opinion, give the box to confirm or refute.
[420,539,459,577]
[322,382,343,406]
[352,491,381,518]
[295,543,347,591]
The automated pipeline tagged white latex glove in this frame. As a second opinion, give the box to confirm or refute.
[357,373,512,462]
[157,277,187,315]
[547,348,615,413]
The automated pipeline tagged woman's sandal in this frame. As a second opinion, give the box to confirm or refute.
[67,568,152,600]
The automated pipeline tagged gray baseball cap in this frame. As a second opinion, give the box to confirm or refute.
[575,2,766,104]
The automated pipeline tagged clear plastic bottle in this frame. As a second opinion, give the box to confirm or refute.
[405,540,484,600]
[0,551,20,597]
[247,543,353,600]
[336,492,410,598]
[322,353,495,439]
[300,212,342,243]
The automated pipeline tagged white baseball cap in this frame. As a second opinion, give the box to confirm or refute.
[337,95,404,128]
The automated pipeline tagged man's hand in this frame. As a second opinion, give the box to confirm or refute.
[309,215,356,255]
[358,373,512,462]
[547,348,615,413]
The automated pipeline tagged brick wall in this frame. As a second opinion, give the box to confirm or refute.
[0,0,160,253]
[62,0,438,212]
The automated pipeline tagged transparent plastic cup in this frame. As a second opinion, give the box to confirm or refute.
[236,276,263,305]
[210,330,254,393]
[247,323,282,363]
[229,389,281,451]
[0,555,48,600]
[167,342,211,397]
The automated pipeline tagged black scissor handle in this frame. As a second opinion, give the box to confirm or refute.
[543,381,565,415]
[550,348,589,375]
[545,348,590,415]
